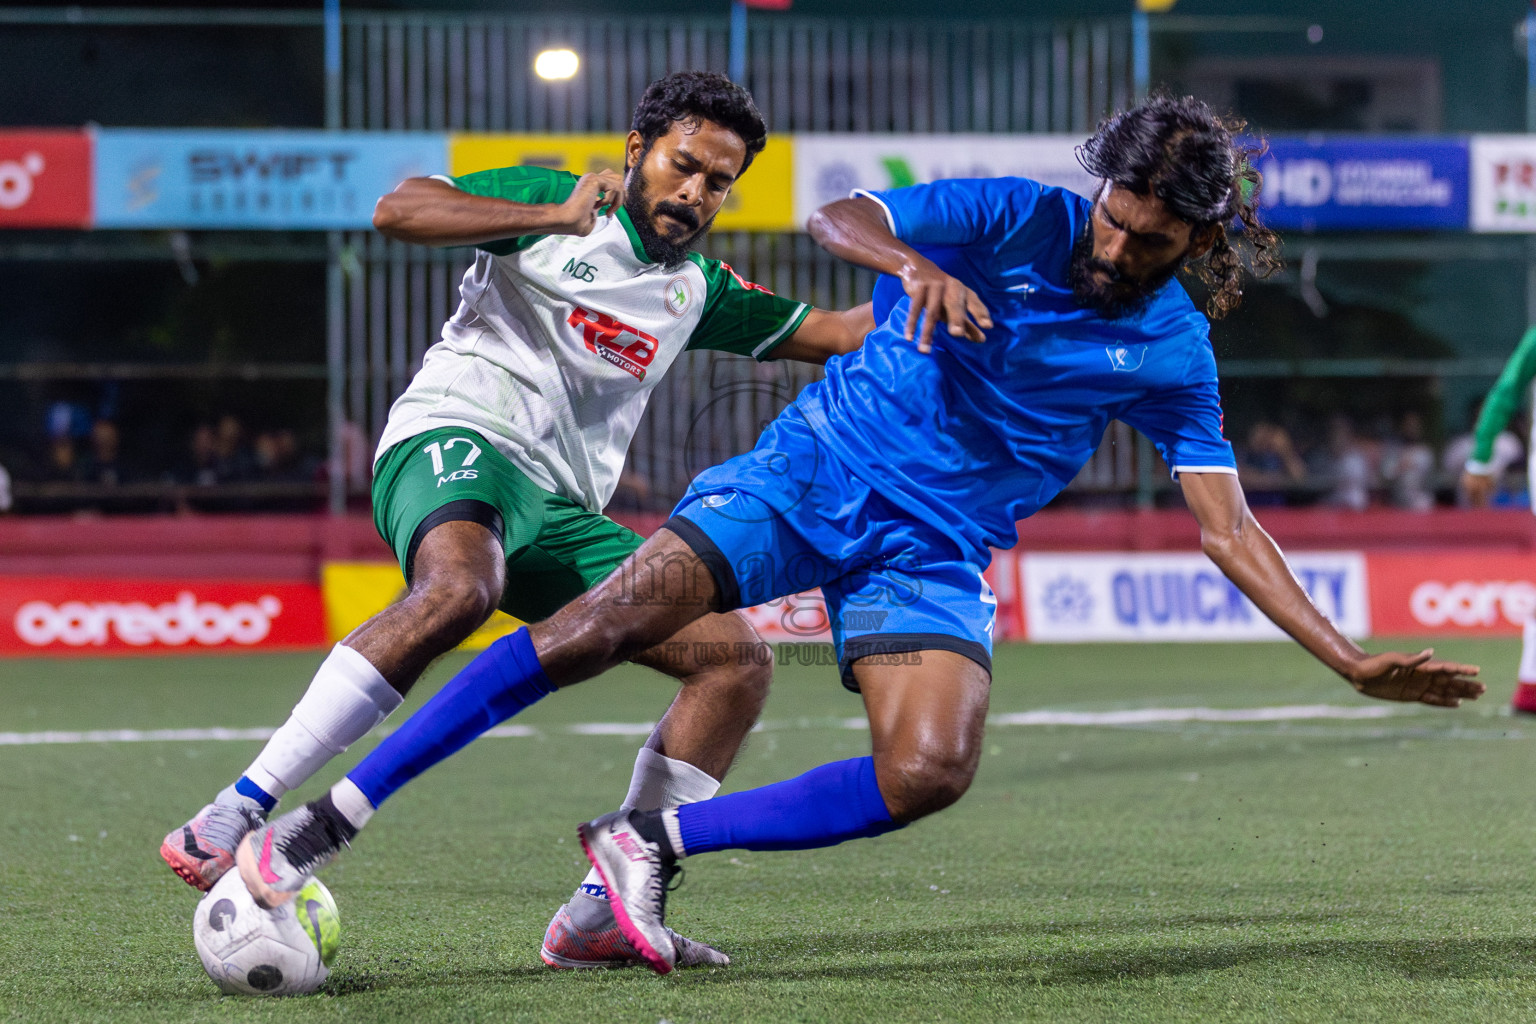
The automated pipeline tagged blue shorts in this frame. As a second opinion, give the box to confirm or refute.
[665,407,996,692]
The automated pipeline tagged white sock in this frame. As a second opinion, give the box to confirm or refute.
[237,644,403,801]
[571,748,719,918]
[328,777,377,831]
[660,807,687,858]
[1520,618,1536,682]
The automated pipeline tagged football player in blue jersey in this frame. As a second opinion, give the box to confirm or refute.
[237,96,1484,973]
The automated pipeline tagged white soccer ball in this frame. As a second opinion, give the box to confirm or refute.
[192,870,340,996]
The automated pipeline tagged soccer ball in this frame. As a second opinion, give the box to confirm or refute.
[192,870,340,996]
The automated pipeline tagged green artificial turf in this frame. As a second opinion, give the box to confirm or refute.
[3,638,1535,1023]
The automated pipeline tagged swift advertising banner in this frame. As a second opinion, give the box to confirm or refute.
[1256,136,1468,231]
[792,134,1093,225]
[1470,135,1536,233]
[450,133,796,231]
[1020,551,1370,642]
[0,578,325,656]
[93,130,446,229]
[0,130,92,228]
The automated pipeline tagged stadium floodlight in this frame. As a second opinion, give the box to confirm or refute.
[534,48,580,81]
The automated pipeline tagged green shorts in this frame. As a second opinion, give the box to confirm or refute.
[372,426,644,623]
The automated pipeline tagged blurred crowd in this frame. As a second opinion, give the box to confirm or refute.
[0,398,1528,516]
[1237,404,1527,512]
[38,412,316,489]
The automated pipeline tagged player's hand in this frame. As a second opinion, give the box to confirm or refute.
[1460,470,1495,508]
[557,170,626,236]
[1346,649,1483,708]
[897,257,992,354]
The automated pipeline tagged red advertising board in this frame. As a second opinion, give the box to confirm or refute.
[0,578,325,656]
[1367,552,1536,635]
[0,130,92,228]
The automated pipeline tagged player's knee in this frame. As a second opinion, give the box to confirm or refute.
[877,745,979,822]
[411,573,499,642]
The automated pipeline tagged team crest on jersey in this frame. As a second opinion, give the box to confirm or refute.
[567,306,660,381]
[664,275,693,318]
[1106,344,1148,372]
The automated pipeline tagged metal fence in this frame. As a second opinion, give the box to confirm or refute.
[338,14,1133,134]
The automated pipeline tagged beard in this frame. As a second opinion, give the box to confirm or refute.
[623,162,715,267]
[1068,225,1182,320]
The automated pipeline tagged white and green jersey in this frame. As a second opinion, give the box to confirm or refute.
[377,165,812,512]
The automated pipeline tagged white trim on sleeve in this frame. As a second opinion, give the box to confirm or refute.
[850,188,898,234]
[752,302,811,358]
[1172,464,1239,477]
[429,173,459,188]
[1464,459,1494,476]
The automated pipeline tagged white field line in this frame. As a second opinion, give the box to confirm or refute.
[0,704,1421,747]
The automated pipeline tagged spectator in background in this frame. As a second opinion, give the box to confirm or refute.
[44,434,78,482]
[1381,411,1434,512]
[1444,397,1523,507]
[0,459,11,513]
[180,422,221,485]
[254,428,313,482]
[214,414,255,481]
[1238,421,1306,507]
[77,418,128,486]
[1321,414,1372,511]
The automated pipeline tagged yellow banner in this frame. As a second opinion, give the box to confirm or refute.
[320,562,521,651]
[448,133,795,232]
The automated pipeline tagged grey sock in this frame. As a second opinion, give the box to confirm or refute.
[566,889,617,931]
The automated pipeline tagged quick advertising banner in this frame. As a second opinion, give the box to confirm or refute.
[0,578,325,656]
[1470,135,1536,233]
[1366,551,1536,634]
[450,133,796,231]
[1020,551,1370,643]
[1256,136,1468,231]
[0,130,92,228]
[93,130,446,229]
[792,134,1093,225]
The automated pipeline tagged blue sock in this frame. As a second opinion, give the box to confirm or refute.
[347,628,555,809]
[234,775,277,813]
[674,756,903,854]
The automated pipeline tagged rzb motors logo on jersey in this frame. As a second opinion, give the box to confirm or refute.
[567,307,659,381]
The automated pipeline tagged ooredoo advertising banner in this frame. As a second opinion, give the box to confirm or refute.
[0,130,92,228]
[1257,136,1468,231]
[93,130,445,229]
[792,134,1093,226]
[1366,552,1536,634]
[0,578,325,655]
[1020,551,1370,642]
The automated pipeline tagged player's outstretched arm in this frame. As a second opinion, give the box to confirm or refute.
[1179,470,1483,708]
[808,197,991,354]
[373,171,624,247]
[770,303,877,364]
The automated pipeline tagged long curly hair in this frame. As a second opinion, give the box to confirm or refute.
[1076,95,1282,319]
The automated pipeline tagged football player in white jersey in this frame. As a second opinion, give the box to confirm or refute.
[161,71,873,969]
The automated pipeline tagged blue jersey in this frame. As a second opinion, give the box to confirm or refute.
[794,177,1235,560]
